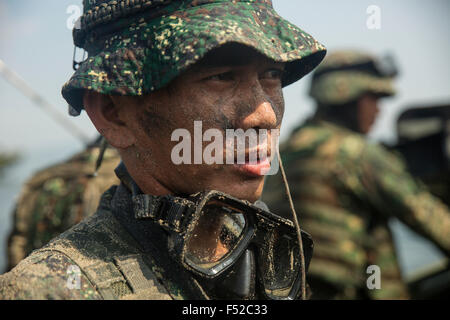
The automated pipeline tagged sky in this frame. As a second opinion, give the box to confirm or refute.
[0,0,449,273]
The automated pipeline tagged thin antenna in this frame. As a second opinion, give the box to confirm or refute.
[0,58,90,145]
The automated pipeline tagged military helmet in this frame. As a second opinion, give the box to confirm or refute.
[309,50,398,106]
[62,0,327,115]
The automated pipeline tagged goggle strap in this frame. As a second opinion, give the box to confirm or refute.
[133,194,195,233]
[134,194,159,219]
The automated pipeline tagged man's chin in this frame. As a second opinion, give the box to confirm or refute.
[206,177,265,203]
[174,165,266,202]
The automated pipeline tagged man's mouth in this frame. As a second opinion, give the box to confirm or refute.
[234,159,272,177]
[233,147,272,177]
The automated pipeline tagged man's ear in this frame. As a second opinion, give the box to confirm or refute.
[83,91,137,149]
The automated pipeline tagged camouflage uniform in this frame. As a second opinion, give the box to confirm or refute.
[6,140,120,272]
[0,0,326,299]
[263,51,450,299]
[0,165,205,300]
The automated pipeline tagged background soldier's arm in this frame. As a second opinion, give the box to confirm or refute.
[357,143,450,255]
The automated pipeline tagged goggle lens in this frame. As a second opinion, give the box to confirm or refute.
[185,201,246,269]
[258,228,300,299]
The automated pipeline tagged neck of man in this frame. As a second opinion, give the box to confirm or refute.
[115,157,173,196]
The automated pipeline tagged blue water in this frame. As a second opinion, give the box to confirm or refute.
[0,146,446,277]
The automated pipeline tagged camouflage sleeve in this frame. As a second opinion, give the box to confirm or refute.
[6,205,29,272]
[356,143,450,255]
[0,251,101,300]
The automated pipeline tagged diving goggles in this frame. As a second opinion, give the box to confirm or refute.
[133,190,313,300]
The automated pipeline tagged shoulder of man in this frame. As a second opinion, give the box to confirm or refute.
[263,121,365,214]
[284,120,367,163]
[0,249,101,300]
[321,125,411,195]
[13,146,120,225]
[2,188,174,300]
[359,140,409,175]
[18,146,121,214]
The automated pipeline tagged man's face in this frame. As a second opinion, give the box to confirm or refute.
[122,44,285,202]
[357,94,380,134]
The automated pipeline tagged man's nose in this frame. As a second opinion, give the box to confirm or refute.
[234,84,280,131]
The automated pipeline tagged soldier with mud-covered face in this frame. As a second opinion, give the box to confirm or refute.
[0,0,326,300]
[84,43,286,203]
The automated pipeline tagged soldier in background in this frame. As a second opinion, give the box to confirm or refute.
[263,50,450,299]
[6,138,120,271]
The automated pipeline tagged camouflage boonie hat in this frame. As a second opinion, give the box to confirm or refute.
[62,0,327,115]
[309,50,397,105]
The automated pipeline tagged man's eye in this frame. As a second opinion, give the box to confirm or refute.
[204,72,234,81]
[261,69,284,80]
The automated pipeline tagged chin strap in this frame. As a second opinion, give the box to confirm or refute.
[277,148,306,300]
[93,136,109,177]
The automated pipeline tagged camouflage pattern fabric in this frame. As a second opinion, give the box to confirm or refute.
[6,144,121,272]
[0,250,102,300]
[0,181,207,300]
[63,0,326,114]
[309,50,395,105]
[263,120,450,299]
